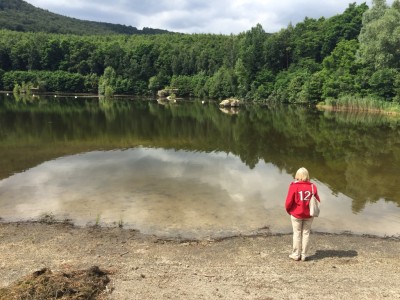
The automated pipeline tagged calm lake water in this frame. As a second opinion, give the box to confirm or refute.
[0,94,399,239]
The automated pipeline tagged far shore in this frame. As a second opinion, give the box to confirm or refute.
[3,90,400,116]
[317,103,400,116]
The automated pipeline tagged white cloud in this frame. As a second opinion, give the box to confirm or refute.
[23,0,394,34]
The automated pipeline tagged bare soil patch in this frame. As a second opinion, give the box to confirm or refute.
[0,222,399,299]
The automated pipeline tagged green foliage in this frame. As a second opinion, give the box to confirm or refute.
[368,68,399,100]
[0,0,171,35]
[321,40,361,99]
[0,68,4,90]
[170,72,211,98]
[249,69,275,101]
[286,73,307,103]
[233,58,249,98]
[264,25,294,73]
[291,17,324,63]
[148,72,170,94]
[358,0,400,70]
[320,3,368,58]
[239,24,268,79]
[264,2,368,104]
[12,83,21,95]
[3,70,87,92]
[299,71,324,103]
[206,66,236,99]
[0,1,398,107]
[170,75,194,97]
[269,59,321,103]
[98,67,116,96]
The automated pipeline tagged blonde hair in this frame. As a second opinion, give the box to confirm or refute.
[295,167,310,182]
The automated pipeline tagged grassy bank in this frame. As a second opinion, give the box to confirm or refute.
[318,95,400,115]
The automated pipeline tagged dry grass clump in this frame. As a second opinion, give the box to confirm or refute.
[0,266,110,300]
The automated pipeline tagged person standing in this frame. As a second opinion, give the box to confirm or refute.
[285,167,320,261]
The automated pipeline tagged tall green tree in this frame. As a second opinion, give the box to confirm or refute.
[206,66,236,99]
[368,68,399,100]
[291,17,324,63]
[234,58,249,98]
[322,39,360,99]
[98,66,116,97]
[239,24,268,80]
[358,0,400,70]
[264,25,293,73]
[320,3,368,58]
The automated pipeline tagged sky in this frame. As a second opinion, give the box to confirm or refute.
[23,0,393,35]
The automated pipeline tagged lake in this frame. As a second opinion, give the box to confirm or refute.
[0,93,399,239]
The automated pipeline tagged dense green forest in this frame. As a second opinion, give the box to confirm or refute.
[0,0,171,35]
[0,0,400,109]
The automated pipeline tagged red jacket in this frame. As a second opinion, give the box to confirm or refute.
[285,181,320,219]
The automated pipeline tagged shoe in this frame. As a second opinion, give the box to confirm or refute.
[301,256,307,261]
[289,254,300,261]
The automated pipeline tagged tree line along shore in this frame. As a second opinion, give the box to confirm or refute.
[0,1,400,114]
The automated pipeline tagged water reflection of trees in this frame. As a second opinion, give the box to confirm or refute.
[1,95,399,211]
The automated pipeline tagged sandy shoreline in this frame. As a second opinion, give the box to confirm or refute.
[1,221,399,299]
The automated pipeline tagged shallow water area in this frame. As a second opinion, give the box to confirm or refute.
[1,148,399,239]
[0,148,286,238]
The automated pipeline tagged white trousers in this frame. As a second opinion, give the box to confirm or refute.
[290,215,314,258]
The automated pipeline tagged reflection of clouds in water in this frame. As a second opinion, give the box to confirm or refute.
[0,148,399,238]
[0,148,285,237]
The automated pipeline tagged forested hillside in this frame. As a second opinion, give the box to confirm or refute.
[0,0,171,35]
[0,0,399,109]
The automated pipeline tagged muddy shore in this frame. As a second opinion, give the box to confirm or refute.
[0,222,399,299]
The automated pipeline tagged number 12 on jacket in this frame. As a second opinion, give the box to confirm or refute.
[298,191,311,201]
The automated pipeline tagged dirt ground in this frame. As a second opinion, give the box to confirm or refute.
[0,222,399,300]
